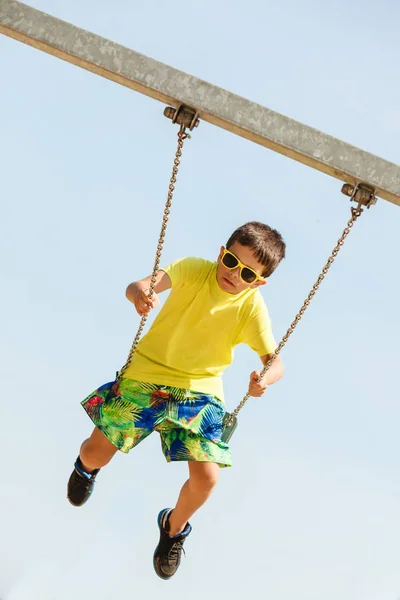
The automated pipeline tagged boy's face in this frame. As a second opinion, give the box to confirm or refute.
[216,242,267,294]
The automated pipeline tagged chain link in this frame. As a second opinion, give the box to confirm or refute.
[225,205,365,426]
[117,124,189,380]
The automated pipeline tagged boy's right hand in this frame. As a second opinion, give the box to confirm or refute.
[126,271,171,316]
[133,287,160,317]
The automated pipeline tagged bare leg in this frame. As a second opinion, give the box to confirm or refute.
[79,427,118,473]
[168,462,220,536]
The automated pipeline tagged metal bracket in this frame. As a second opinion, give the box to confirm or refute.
[164,104,200,130]
[341,183,377,209]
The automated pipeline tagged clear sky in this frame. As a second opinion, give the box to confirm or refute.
[1,0,399,598]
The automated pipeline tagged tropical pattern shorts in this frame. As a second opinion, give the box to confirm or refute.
[81,378,232,467]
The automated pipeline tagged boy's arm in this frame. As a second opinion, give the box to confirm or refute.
[126,270,172,316]
[248,353,284,398]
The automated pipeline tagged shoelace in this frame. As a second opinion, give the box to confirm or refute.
[168,540,185,563]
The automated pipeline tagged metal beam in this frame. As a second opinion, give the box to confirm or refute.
[1,0,400,206]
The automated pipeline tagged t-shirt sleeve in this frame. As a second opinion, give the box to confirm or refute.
[236,294,277,356]
[161,257,207,289]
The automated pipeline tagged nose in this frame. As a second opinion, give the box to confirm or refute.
[230,266,240,279]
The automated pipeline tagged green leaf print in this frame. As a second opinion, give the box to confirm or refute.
[135,381,160,395]
[102,397,143,426]
[168,387,191,402]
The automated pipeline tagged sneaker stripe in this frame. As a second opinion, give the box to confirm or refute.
[74,457,99,480]
[74,462,92,479]
[173,522,192,538]
[161,508,172,530]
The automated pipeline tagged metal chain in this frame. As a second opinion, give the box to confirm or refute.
[117,124,189,380]
[225,204,365,426]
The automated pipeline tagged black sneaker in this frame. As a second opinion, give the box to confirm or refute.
[67,456,99,507]
[153,508,192,580]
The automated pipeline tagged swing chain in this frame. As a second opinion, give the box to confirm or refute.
[224,185,375,427]
[117,122,191,379]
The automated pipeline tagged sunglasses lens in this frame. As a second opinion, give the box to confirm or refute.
[222,252,239,269]
[241,268,257,283]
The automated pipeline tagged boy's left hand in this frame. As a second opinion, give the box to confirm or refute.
[248,370,268,397]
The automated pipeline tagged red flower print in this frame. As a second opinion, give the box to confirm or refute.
[86,395,104,407]
[149,390,169,407]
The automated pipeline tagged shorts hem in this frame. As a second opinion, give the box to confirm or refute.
[164,455,232,468]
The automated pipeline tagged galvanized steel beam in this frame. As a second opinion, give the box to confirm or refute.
[1,0,400,206]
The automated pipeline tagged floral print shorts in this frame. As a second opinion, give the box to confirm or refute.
[81,378,232,467]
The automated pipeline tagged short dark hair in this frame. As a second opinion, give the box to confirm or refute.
[226,221,286,277]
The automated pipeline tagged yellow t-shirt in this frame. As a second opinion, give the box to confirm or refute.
[123,257,276,401]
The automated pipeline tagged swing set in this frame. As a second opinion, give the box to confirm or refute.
[2,1,400,443]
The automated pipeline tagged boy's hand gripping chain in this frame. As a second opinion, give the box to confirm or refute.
[117,105,199,381]
[221,184,377,443]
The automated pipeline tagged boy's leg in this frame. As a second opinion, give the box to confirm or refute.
[153,461,220,580]
[67,427,118,507]
[80,426,119,472]
[168,461,220,535]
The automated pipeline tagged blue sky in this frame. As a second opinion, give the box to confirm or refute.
[1,0,399,598]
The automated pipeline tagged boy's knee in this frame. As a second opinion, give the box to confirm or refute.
[190,464,220,492]
[80,436,116,469]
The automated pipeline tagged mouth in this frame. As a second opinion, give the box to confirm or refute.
[223,277,235,287]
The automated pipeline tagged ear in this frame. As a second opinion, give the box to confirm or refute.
[217,246,225,262]
[250,279,267,289]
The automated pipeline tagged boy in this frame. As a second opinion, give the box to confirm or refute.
[67,221,285,580]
